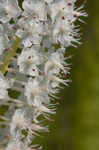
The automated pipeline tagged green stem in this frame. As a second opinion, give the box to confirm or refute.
[0,37,21,75]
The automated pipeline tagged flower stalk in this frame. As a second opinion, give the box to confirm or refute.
[0,37,21,74]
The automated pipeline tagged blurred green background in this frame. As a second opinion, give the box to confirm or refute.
[38,0,99,150]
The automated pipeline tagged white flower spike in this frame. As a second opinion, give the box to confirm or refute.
[0,0,87,149]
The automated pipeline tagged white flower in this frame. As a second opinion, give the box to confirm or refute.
[0,72,12,99]
[52,19,75,46]
[33,104,56,123]
[10,108,48,142]
[17,46,41,76]
[10,109,30,135]
[16,18,44,47]
[25,77,49,106]
[6,140,26,150]
[22,0,47,20]
[49,0,69,23]
[44,50,67,75]
[48,0,87,46]
[73,5,88,22]
[44,50,70,95]
[46,72,69,96]
[44,0,53,3]
[6,140,37,150]
[37,104,55,114]
[0,0,21,23]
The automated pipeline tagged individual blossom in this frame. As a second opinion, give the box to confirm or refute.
[17,46,42,76]
[16,18,44,47]
[44,50,71,96]
[49,0,72,23]
[44,0,53,4]
[6,140,28,150]
[6,140,37,150]
[25,77,50,107]
[22,0,47,20]
[10,108,31,136]
[46,72,69,96]
[44,50,67,75]
[52,18,79,46]
[48,0,87,46]
[10,108,48,144]
[0,0,21,23]
[31,103,56,124]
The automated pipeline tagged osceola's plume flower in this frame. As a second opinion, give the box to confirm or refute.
[17,46,41,76]
[0,0,87,149]
[0,0,21,23]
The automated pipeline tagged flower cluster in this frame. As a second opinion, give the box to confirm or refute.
[0,0,87,149]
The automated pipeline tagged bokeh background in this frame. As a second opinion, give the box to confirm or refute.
[36,0,99,150]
